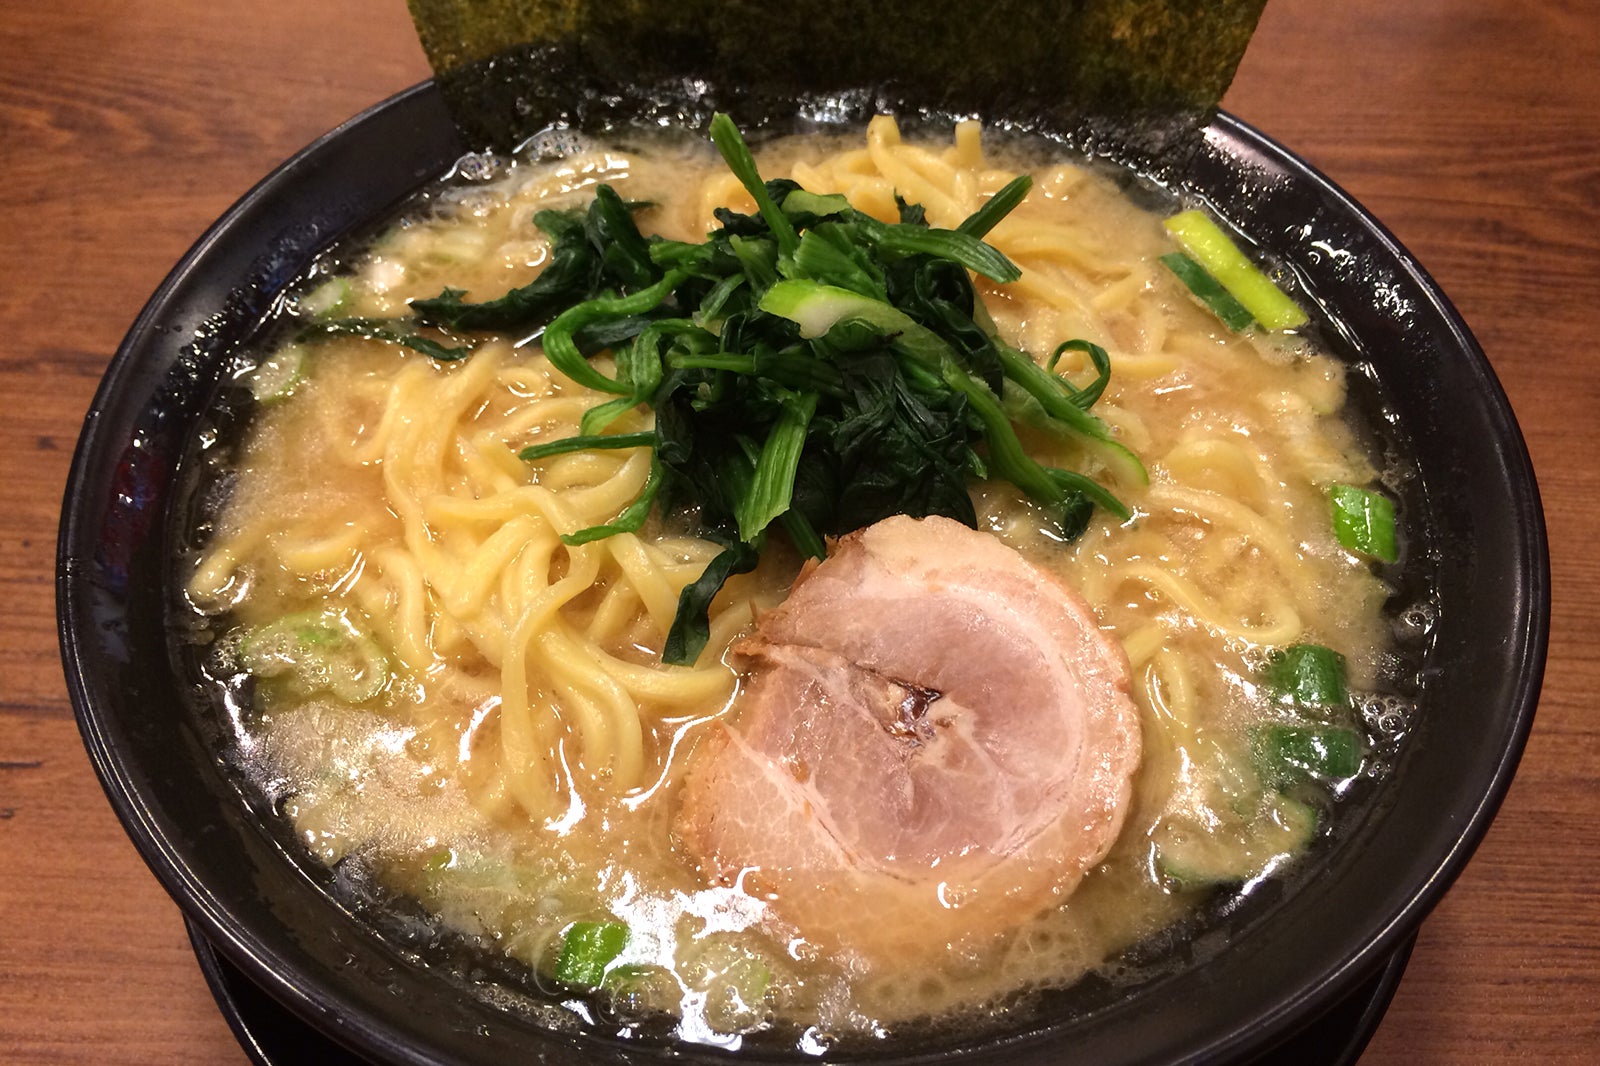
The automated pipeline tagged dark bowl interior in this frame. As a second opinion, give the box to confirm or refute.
[58,81,1549,1066]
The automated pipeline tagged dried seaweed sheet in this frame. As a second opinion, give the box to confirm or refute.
[408,0,1267,167]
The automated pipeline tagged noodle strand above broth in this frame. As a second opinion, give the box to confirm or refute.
[186,116,1400,1046]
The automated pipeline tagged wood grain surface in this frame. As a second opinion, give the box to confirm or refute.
[2,0,1595,1062]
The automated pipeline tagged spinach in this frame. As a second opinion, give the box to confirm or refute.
[297,318,472,361]
[361,115,1146,665]
[409,192,661,332]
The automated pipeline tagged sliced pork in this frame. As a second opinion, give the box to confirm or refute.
[676,514,1141,962]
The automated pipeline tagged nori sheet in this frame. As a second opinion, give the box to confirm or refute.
[407,0,1267,169]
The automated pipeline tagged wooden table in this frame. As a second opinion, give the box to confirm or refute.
[3,0,1595,1061]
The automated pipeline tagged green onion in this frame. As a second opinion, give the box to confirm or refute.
[1261,643,1349,708]
[1159,252,1255,332]
[759,279,951,367]
[296,277,352,319]
[680,938,773,1023]
[553,920,629,988]
[1250,724,1363,787]
[239,607,389,703]
[1156,791,1317,887]
[1329,483,1398,563]
[1163,210,1308,330]
[601,963,683,1016]
[249,343,307,403]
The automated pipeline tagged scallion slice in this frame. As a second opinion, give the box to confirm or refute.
[553,921,629,988]
[239,607,389,704]
[1159,252,1255,332]
[1250,724,1363,787]
[1329,483,1398,563]
[1261,644,1349,708]
[249,343,308,403]
[1163,210,1308,330]
[296,277,352,319]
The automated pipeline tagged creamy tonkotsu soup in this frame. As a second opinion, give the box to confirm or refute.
[183,117,1407,1048]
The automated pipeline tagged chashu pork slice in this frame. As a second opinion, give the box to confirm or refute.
[676,514,1141,962]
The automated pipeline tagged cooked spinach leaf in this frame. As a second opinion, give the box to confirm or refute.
[423,115,1144,663]
[298,318,472,361]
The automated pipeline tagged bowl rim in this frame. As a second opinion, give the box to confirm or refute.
[58,80,1550,1066]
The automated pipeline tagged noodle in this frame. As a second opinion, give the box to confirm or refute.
[187,117,1396,1041]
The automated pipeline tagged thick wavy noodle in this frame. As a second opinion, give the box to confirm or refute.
[192,335,771,824]
[187,116,1396,1044]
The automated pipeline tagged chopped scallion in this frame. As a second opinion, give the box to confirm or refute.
[1159,251,1255,332]
[1163,209,1308,330]
[1261,644,1349,708]
[296,277,352,319]
[553,921,629,988]
[1250,724,1363,787]
[249,343,307,403]
[239,607,389,703]
[1329,483,1398,563]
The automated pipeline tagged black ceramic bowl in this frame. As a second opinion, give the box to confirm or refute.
[58,81,1548,1065]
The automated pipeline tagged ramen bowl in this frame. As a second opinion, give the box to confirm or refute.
[57,81,1548,1065]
